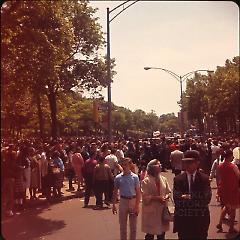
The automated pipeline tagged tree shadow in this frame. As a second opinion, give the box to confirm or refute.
[2,204,66,240]
[225,232,240,239]
[92,206,111,211]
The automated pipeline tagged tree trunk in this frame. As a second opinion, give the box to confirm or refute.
[11,126,15,137]
[198,117,204,134]
[47,90,58,139]
[36,93,44,139]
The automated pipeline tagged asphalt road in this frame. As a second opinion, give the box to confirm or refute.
[2,172,239,240]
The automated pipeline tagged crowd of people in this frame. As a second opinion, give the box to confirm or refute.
[1,134,240,239]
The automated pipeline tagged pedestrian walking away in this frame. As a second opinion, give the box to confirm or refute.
[170,145,183,176]
[93,156,113,209]
[216,149,240,234]
[82,150,98,208]
[105,147,123,202]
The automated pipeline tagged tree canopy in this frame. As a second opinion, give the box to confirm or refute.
[184,56,239,134]
[1,0,108,138]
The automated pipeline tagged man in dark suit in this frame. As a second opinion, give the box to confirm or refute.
[173,150,212,240]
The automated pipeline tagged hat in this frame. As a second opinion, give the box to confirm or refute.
[153,131,160,137]
[182,150,200,162]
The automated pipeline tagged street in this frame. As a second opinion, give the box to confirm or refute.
[2,171,239,240]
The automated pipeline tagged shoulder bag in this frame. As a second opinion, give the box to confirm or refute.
[162,196,174,223]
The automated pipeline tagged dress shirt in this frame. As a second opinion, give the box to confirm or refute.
[186,170,197,193]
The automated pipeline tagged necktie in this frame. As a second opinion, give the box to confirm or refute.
[190,174,194,194]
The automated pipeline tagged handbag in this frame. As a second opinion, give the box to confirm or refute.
[162,196,174,223]
[162,205,172,223]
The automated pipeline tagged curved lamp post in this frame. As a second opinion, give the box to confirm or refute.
[107,0,139,142]
[144,66,213,134]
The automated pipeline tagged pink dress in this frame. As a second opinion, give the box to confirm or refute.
[218,161,240,209]
[72,153,84,184]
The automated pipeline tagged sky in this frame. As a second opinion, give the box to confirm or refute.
[89,1,239,116]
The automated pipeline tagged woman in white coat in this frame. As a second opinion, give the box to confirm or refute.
[141,159,171,240]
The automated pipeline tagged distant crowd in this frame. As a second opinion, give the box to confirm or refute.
[1,134,240,220]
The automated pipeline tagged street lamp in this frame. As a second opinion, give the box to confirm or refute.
[144,66,213,135]
[106,0,139,142]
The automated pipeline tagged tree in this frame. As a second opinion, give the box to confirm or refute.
[159,113,179,133]
[184,56,239,133]
[144,110,160,133]
[185,73,209,133]
[57,91,95,136]
[1,1,108,139]
[207,57,239,132]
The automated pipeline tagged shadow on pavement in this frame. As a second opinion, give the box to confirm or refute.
[2,204,66,240]
[1,188,86,240]
[225,232,240,239]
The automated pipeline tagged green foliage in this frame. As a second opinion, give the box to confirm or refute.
[159,113,179,133]
[1,1,110,138]
[184,56,239,133]
[57,91,95,135]
[111,108,179,136]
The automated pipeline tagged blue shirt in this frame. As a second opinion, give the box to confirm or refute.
[53,157,65,171]
[114,172,140,197]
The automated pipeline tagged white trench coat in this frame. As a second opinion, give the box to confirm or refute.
[141,174,171,235]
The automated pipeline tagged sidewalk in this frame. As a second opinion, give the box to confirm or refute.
[25,180,85,207]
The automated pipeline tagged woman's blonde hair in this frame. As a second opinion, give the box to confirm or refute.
[147,159,161,176]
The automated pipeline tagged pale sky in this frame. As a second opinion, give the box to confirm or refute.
[89,1,239,116]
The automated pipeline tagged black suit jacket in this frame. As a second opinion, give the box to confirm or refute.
[173,170,212,235]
